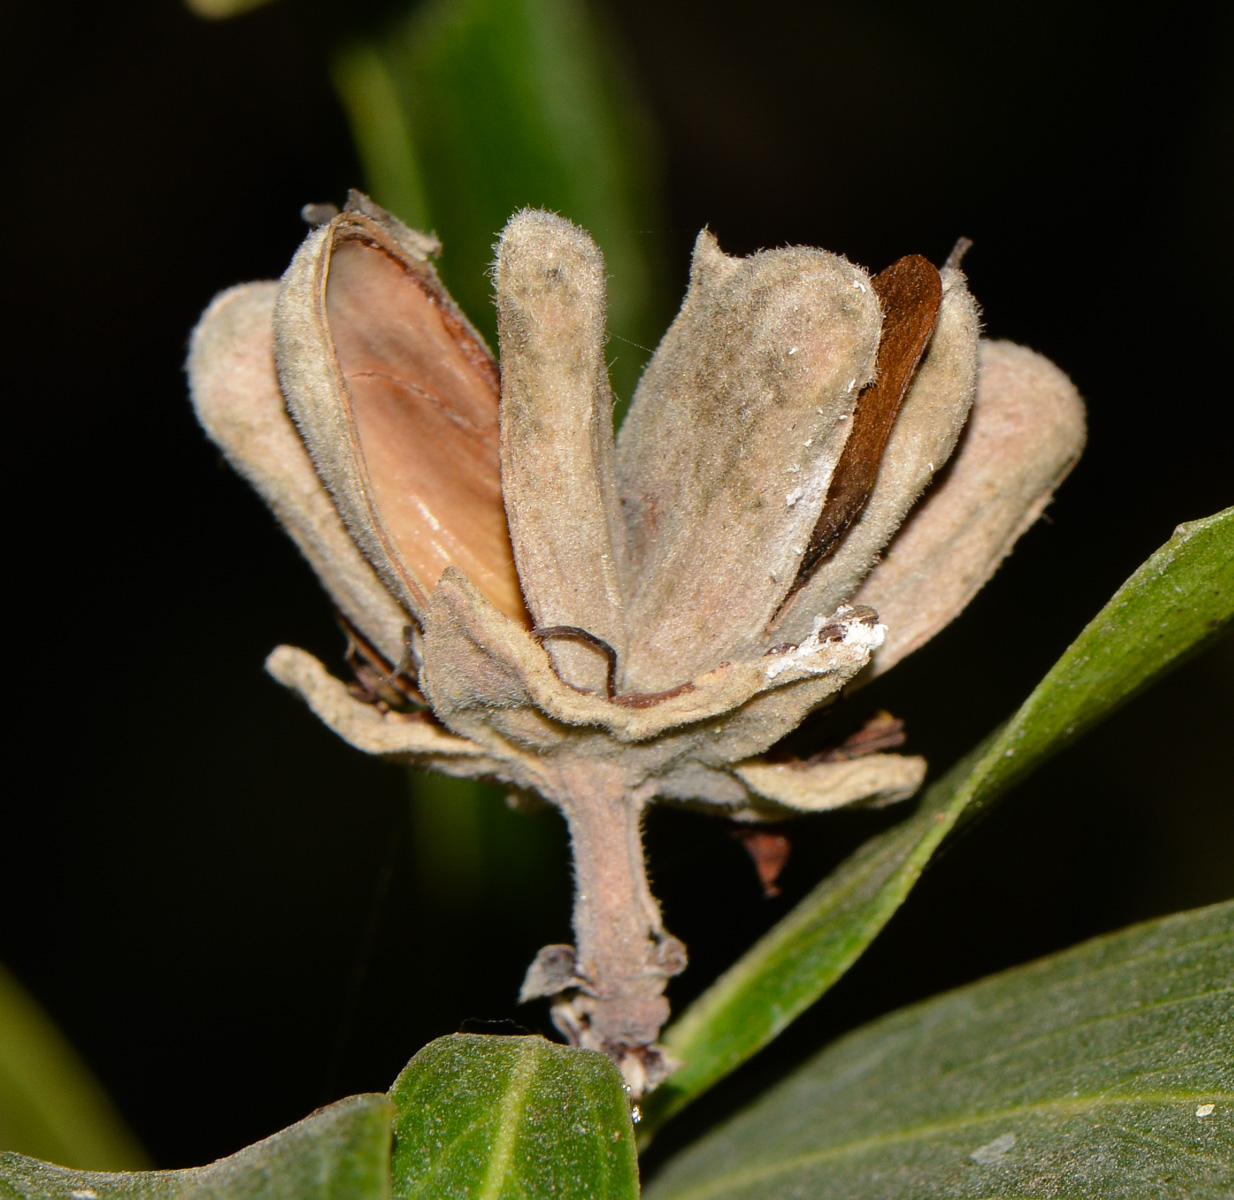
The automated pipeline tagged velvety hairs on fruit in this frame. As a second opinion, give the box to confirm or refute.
[187,192,1085,1094]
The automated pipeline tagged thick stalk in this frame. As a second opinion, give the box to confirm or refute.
[520,759,685,1096]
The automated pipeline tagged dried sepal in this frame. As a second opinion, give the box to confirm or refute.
[265,644,512,779]
[188,282,411,664]
[852,338,1086,677]
[495,211,629,693]
[274,198,526,625]
[419,569,882,768]
[732,753,927,818]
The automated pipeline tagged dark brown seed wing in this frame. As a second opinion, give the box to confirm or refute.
[792,254,942,588]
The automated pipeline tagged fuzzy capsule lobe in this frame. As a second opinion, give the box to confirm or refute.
[274,202,527,626]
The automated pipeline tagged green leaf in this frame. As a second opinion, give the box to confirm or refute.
[388,1033,638,1200]
[0,1094,393,1200]
[331,43,432,236]
[332,0,666,407]
[0,961,147,1169]
[644,507,1234,1133]
[645,901,1234,1199]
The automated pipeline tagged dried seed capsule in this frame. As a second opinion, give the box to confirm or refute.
[189,197,1085,1094]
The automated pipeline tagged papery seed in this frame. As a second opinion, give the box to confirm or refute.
[324,224,527,622]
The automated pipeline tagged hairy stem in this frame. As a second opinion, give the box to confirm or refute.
[523,760,685,1096]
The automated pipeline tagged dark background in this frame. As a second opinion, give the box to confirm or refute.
[4,0,1231,1175]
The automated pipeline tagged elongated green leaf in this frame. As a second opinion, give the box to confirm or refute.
[0,1094,393,1200]
[333,0,665,405]
[388,1034,637,1200]
[645,507,1234,1133]
[646,901,1234,1199]
[0,962,146,1169]
[331,44,432,236]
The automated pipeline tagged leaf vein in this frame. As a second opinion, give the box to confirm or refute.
[652,1091,1234,1200]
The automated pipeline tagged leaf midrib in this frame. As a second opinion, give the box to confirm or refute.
[1100,1111,1231,1171]
[844,980,1234,1107]
[477,1048,539,1200]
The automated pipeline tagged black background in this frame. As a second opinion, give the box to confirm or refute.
[4,0,1231,1176]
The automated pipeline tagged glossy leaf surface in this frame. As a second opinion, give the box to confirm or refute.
[645,506,1234,1131]
[0,1094,392,1200]
[646,902,1234,1199]
[388,1034,638,1200]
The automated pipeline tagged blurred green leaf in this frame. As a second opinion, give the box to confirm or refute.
[0,963,146,1169]
[644,506,1234,1134]
[405,770,565,911]
[645,901,1234,1199]
[388,1034,637,1200]
[333,0,666,406]
[406,770,488,907]
[0,1094,393,1200]
[332,44,432,234]
[183,0,277,19]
